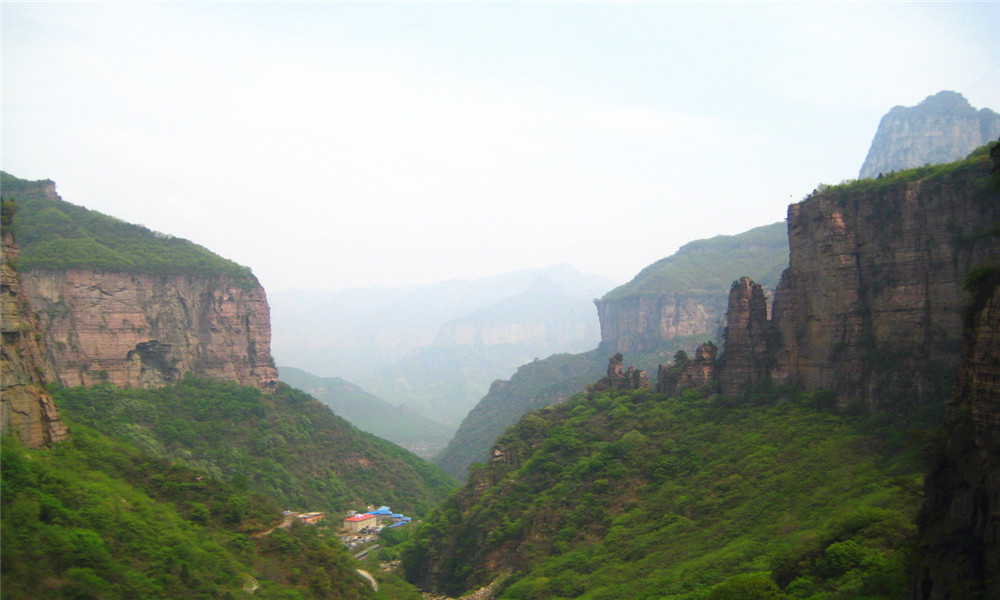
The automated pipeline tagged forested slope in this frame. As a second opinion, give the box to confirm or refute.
[407,387,924,600]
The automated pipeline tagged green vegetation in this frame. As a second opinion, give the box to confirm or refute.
[0,172,257,287]
[811,142,998,204]
[278,366,455,459]
[1,428,373,600]
[433,350,607,480]
[405,387,923,599]
[54,377,457,516]
[601,222,788,300]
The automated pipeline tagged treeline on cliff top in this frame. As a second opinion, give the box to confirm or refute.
[53,377,457,517]
[1,428,375,600]
[404,386,926,600]
[0,172,257,287]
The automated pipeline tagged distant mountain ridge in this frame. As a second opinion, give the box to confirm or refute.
[859,90,1000,179]
[270,264,616,426]
[277,366,453,458]
[433,222,790,479]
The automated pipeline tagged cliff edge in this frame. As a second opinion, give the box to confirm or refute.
[1,173,277,391]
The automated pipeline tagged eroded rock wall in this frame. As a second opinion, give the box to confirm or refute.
[769,158,1000,412]
[1,233,67,447]
[20,269,278,390]
[718,277,771,396]
[594,293,720,353]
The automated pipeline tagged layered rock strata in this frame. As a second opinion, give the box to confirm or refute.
[20,270,278,390]
[769,154,1000,412]
[1,231,67,447]
[594,293,720,353]
[911,276,1000,599]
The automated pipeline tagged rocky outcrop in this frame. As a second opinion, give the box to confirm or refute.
[911,275,1000,600]
[656,341,717,397]
[860,91,1000,179]
[1,230,67,447]
[598,353,650,391]
[718,277,771,396]
[20,269,278,390]
[767,149,1000,413]
[594,222,788,355]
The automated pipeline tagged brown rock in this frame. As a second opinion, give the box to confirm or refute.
[1,231,67,447]
[769,157,1000,412]
[718,277,771,396]
[20,269,278,390]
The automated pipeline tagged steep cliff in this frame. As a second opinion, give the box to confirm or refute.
[860,91,1000,180]
[2,173,277,391]
[21,270,277,389]
[595,222,787,355]
[717,277,771,396]
[911,272,1000,600]
[1,208,67,447]
[769,145,1000,414]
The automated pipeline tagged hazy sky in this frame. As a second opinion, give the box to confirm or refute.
[3,2,998,293]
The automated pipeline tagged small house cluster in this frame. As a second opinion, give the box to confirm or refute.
[342,505,411,533]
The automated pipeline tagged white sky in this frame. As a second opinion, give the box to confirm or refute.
[3,2,998,293]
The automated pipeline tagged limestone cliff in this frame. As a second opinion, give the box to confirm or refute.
[1,226,67,447]
[2,172,278,392]
[718,277,771,396]
[767,145,1000,413]
[595,222,787,355]
[859,91,1000,180]
[911,274,1000,600]
[21,269,277,390]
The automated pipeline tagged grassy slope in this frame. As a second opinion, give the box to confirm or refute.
[54,377,457,517]
[601,221,788,300]
[1,171,257,286]
[278,366,455,459]
[406,388,923,600]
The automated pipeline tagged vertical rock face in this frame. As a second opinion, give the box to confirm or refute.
[595,293,720,353]
[1,232,67,447]
[859,91,1000,180]
[718,277,771,396]
[20,270,278,390]
[769,151,1000,413]
[912,278,1000,600]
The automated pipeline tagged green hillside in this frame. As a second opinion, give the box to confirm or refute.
[433,350,607,480]
[1,427,373,600]
[278,366,455,459]
[602,221,788,300]
[406,387,923,599]
[54,377,457,516]
[0,172,256,287]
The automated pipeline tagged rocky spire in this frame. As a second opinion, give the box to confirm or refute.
[718,277,771,396]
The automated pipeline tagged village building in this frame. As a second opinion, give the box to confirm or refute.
[343,513,377,533]
[296,512,325,525]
